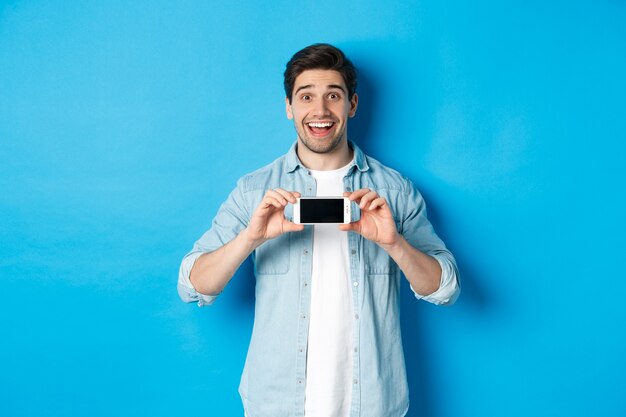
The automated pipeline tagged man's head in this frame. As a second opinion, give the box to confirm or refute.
[283,43,358,104]
[284,44,359,156]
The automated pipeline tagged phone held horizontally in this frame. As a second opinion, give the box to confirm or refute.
[293,197,351,224]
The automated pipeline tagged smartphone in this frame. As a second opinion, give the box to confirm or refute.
[293,197,351,224]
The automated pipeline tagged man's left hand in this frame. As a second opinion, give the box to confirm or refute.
[339,188,399,248]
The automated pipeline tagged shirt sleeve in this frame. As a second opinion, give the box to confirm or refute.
[400,179,460,306]
[177,178,251,307]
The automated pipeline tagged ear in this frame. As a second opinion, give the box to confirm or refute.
[348,93,358,118]
[286,97,293,120]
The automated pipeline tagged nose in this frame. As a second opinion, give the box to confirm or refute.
[312,98,330,117]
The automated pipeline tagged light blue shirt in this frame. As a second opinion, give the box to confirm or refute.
[178,141,460,417]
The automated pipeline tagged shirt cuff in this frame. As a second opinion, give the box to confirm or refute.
[178,251,219,307]
[410,254,460,305]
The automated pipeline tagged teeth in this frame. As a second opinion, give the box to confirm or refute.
[308,122,333,128]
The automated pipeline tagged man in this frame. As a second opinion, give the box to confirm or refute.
[178,43,460,417]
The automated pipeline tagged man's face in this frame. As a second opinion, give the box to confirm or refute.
[286,69,358,154]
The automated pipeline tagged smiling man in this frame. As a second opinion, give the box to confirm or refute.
[287,68,357,158]
[178,43,460,417]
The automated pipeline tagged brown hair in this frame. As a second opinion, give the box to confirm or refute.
[284,43,358,103]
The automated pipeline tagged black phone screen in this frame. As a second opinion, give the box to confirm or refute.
[300,198,344,223]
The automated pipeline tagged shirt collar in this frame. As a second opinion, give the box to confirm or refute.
[283,140,370,173]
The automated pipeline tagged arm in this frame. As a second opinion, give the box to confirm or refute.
[188,188,304,297]
[339,187,459,304]
[188,228,258,296]
[379,235,442,296]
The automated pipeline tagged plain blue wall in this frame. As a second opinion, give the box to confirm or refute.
[1,1,625,416]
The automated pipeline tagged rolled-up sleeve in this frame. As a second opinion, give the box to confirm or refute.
[178,251,219,306]
[177,178,250,307]
[400,179,460,306]
[412,253,460,305]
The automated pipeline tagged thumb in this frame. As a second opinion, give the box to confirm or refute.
[338,222,358,233]
[283,220,305,233]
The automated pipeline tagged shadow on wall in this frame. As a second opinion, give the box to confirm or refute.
[399,262,492,417]
[351,62,493,417]
[349,63,377,157]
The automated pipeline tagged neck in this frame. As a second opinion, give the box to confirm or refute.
[296,138,353,171]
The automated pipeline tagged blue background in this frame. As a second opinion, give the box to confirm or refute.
[1,1,625,416]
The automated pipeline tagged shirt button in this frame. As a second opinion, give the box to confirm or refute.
[353,379,358,384]
[351,249,356,255]
[299,348,303,353]
[304,282,308,287]
[298,379,303,384]
[301,314,306,319]
[353,281,359,287]
[303,249,309,255]
[346,187,352,191]
[354,347,358,352]
[355,314,359,320]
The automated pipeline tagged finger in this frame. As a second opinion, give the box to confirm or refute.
[338,223,352,232]
[338,221,360,233]
[265,190,288,206]
[283,221,305,233]
[261,196,283,210]
[346,188,371,202]
[274,188,298,204]
[359,191,379,208]
[368,196,387,210]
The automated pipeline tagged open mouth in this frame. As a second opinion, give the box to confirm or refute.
[306,121,336,137]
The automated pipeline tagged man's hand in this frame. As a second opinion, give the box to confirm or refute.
[190,189,303,296]
[245,188,304,247]
[339,188,442,295]
[339,188,400,248]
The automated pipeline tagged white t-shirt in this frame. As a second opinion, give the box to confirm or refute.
[304,164,353,417]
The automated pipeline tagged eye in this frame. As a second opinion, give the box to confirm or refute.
[328,92,340,100]
[301,94,311,101]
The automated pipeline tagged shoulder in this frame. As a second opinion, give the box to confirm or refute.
[236,153,290,193]
[362,154,414,193]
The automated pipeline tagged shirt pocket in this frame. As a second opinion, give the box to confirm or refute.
[254,233,291,275]
[363,218,401,275]
[364,240,396,275]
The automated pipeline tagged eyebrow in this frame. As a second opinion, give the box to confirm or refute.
[294,84,347,95]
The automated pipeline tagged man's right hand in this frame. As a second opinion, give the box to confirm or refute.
[190,188,303,295]
[245,188,304,247]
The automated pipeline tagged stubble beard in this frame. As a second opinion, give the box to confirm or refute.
[296,123,346,155]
